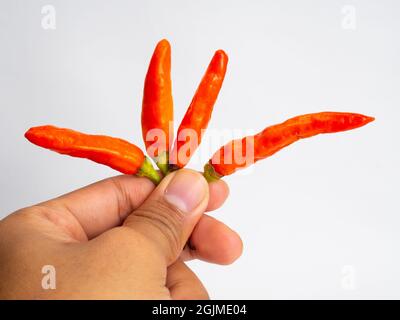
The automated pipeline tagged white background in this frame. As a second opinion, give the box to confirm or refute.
[1,0,399,299]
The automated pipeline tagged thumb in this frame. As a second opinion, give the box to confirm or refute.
[123,169,209,265]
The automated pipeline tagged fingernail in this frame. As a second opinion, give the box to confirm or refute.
[164,170,207,213]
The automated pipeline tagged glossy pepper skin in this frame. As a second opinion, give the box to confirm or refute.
[25,125,160,184]
[204,112,375,180]
[170,49,228,170]
[142,39,173,174]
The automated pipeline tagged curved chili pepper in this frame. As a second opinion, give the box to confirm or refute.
[169,49,228,170]
[204,112,374,181]
[142,39,173,174]
[25,125,161,184]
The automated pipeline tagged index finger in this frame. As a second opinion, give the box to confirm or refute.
[41,175,155,239]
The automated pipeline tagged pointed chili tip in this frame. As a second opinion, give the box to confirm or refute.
[24,128,32,139]
[24,126,39,142]
[355,114,375,128]
[364,115,375,124]
[336,113,375,131]
[210,50,228,74]
[24,125,51,143]
[215,49,227,56]
[157,38,171,49]
[214,49,228,61]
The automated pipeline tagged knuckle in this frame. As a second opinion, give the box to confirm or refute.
[108,177,132,222]
[126,199,185,259]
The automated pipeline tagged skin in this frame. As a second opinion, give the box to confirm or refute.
[0,170,241,299]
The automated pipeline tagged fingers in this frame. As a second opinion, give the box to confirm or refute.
[167,260,209,300]
[181,214,243,265]
[41,175,155,239]
[35,172,227,243]
[206,180,229,211]
[123,169,209,265]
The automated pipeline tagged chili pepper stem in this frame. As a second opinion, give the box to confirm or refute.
[155,151,170,175]
[137,156,162,184]
[203,163,222,182]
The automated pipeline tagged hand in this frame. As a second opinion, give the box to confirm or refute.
[0,169,242,299]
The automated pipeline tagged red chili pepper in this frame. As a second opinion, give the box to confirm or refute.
[204,112,374,181]
[170,49,228,170]
[142,39,173,174]
[25,125,160,184]
[24,40,375,187]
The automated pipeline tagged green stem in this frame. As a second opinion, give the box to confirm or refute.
[203,163,222,182]
[137,156,161,185]
[155,151,170,176]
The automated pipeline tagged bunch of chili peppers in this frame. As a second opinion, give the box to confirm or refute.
[25,39,374,185]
